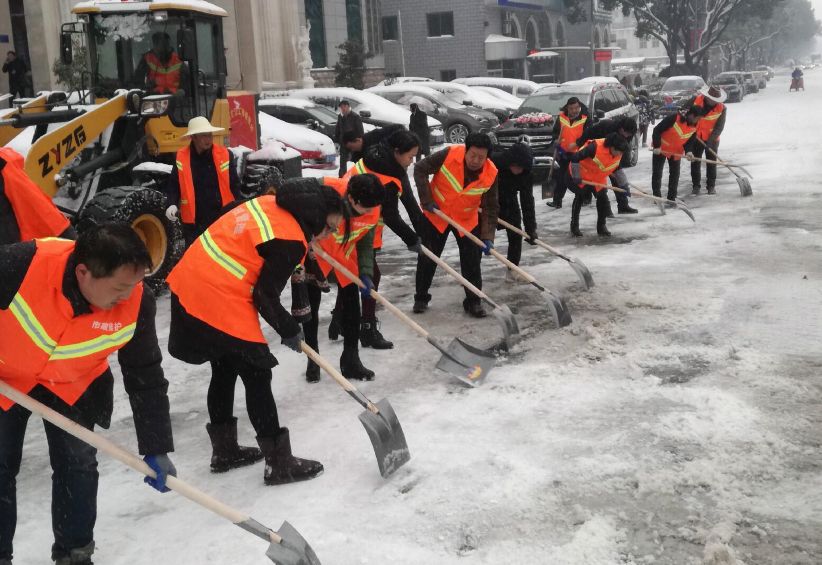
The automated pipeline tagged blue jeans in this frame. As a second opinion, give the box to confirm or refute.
[0,387,99,561]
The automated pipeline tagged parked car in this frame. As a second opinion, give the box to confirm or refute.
[282,87,446,147]
[653,75,706,116]
[258,97,340,139]
[257,112,337,169]
[375,76,433,86]
[741,72,760,93]
[468,86,524,108]
[755,65,774,80]
[711,74,745,103]
[751,70,768,89]
[368,84,499,144]
[407,80,517,121]
[493,78,640,183]
[451,77,539,99]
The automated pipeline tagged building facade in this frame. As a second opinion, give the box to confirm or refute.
[379,0,613,84]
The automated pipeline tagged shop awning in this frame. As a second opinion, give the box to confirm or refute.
[527,50,559,60]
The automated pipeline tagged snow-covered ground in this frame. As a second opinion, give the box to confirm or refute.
[11,69,822,564]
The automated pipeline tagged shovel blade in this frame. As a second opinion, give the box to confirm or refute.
[546,291,572,328]
[657,201,667,215]
[436,337,496,387]
[738,177,753,197]
[491,304,520,349]
[568,258,594,290]
[358,398,410,478]
[266,521,322,565]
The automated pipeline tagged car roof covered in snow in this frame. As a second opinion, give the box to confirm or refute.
[258,97,322,109]
[73,1,227,17]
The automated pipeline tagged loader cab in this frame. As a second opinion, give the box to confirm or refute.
[67,1,229,153]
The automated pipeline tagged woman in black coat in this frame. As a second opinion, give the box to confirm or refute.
[491,142,537,267]
[409,103,430,160]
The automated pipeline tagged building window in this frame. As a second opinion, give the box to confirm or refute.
[487,59,524,79]
[304,0,326,68]
[382,15,398,41]
[440,69,457,81]
[639,38,648,49]
[427,12,454,37]
[346,0,362,43]
[366,0,383,54]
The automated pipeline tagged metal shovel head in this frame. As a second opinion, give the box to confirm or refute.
[491,304,521,349]
[435,337,496,387]
[546,291,572,328]
[266,521,322,565]
[657,201,667,215]
[737,177,753,197]
[358,398,410,478]
[568,258,595,290]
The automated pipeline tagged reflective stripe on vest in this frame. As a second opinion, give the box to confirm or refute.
[424,145,498,236]
[558,113,587,152]
[0,239,142,410]
[576,139,622,190]
[694,95,724,141]
[176,144,234,224]
[661,115,696,157]
[344,159,404,249]
[145,52,182,94]
[167,196,307,343]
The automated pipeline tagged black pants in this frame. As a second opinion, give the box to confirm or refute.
[338,146,351,177]
[359,254,381,321]
[499,207,523,266]
[571,186,610,232]
[415,221,483,306]
[0,390,98,561]
[690,139,720,189]
[639,124,649,145]
[550,155,571,204]
[207,355,280,437]
[651,154,682,200]
[302,282,361,356]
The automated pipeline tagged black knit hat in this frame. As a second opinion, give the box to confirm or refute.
[346,173,385,208]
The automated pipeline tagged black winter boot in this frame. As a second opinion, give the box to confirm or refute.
[412,298,429,313]
[570,196,583,237]
[706,185,716,195]
[257,429,323,486]
[546,199,562,208]
[360,319,394,349]
[691,184,700,195]
[328,309,343,340]
[596,196,611,237]
[340,349,375,381]
[463,299,487,318]
[305,359,320,383]
[53,542,94,565]
[617,203,638,214]
[206,417,264,473]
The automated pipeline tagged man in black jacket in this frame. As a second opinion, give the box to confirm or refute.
[576,115,639,214]
[2,51,27,100]
[335,100,364,176]
[341,123,405,163]
[0,224,176,565]
[409,103,431,161]
[490,142,537,267]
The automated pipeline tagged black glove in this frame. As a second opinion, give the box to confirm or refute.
[281,329,304,353]
[143,454,177,493]
[423,202,439,213]
[525,231,538,245]
[407,237,422,254]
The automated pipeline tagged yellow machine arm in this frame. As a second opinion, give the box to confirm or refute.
[24,94,128,198]
[0,95,49,147]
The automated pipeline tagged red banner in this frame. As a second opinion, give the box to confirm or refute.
[593,50,613,62]
[228,92,259,150]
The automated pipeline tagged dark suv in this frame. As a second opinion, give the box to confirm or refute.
[493,78,640,183]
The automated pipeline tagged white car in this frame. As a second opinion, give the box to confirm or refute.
[282,87,445,146]
[467,86,523,108]
[405,80,516,121]
[452,76,539,99]
[257,111,337,169]
[374,76,433,86]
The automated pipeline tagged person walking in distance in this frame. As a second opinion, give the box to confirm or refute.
[2,51,27,101]
[335,100,364,177]
[409,103,431,161]
[0,224,177,565]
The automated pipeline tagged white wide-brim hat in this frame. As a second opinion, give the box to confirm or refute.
[699,85,727,104]
[182,116,225,137]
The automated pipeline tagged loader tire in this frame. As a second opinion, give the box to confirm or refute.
[78,186,183,290]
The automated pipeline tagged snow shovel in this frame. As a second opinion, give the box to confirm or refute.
[0,381,320,565]
[542,147,559,200]
[493,216,594,290]
[312,245,494,386]
[432,209,572,328]
[300,343,410,477]
[696,138,753,197]
[419,243,520,350]
[589,181,696,223]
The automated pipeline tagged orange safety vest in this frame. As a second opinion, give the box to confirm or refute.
[692,95,725,142]
[145,51,183,94]
[175,144,235,225]
[342,159,402,249]
[423,145,497,236]
[557,111,588,152]
[316,176,381,287]
[573,139,622,192]
[0,147,70,241]
[660,114,697,160]
[0,239,142,410]
[167,196,307,343]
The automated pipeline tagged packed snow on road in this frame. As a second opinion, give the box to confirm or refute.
[11,69,821,564]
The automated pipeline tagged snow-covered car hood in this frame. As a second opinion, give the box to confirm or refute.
[258,112,335,157]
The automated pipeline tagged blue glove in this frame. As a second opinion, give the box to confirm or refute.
[143,454,177,493]
[281,329,304,353]
[359,275,374,299]
[481,239,494,256]
[423,202,439,213]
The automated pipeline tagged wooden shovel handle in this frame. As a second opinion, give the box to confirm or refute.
[311,244,431,341]
[419,244,496,307]
[0,381,284,544]
[493,215,567,260]
[299,342,379,414]
[431,208,540,286]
